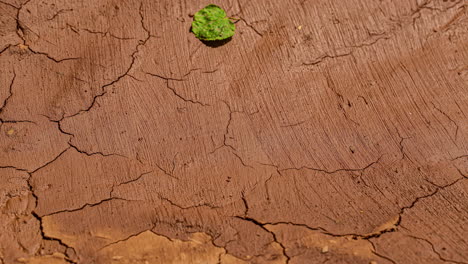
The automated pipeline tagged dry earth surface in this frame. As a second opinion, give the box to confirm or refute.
[1,0,468,263]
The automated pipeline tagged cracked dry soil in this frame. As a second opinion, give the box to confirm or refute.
[0,0,467,263]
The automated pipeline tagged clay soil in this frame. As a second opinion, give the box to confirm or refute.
[1,0,468,263]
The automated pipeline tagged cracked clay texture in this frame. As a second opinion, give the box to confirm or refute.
[1,0,468,263]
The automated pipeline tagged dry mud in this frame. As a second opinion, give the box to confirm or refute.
[1,0,467,263]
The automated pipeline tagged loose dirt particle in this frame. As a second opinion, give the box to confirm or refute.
[17,44,28,50]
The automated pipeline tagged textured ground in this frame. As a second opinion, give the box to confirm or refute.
[1,0,468,263]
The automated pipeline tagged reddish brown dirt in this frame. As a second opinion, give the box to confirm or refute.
[1,0,468,263]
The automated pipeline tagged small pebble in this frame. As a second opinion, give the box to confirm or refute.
[370,261,378,264]
[321,245,329,253]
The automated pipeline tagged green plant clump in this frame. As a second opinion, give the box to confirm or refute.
[191,4,236,41]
